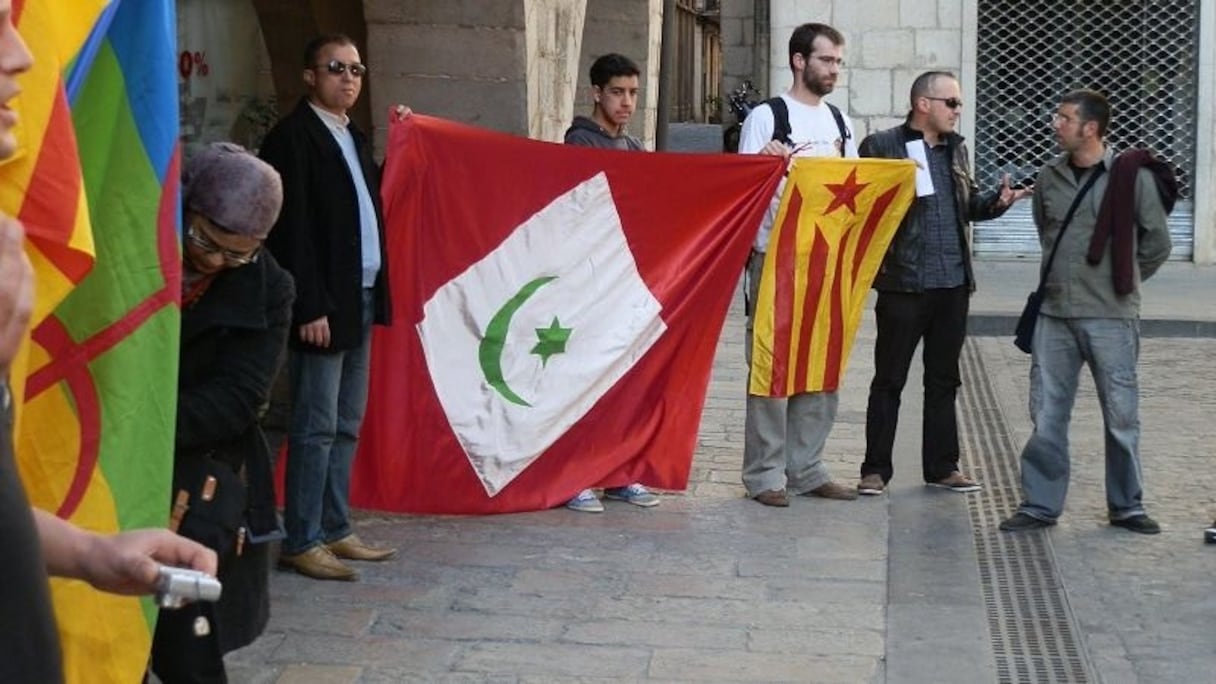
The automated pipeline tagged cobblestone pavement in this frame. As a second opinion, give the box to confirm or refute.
[226,288,889,683]
[980,335,1216,683]
[224,264,1216,683]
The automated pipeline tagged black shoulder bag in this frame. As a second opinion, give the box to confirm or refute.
[1013,164,1106,353]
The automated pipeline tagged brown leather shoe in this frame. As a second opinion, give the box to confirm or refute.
[753,489,789,507]
[804,481,859,500]
[857,474,886,496]
[278,545,357,581]
[326,533,398,561]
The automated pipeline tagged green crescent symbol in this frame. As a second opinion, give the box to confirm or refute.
[479,275,557,407]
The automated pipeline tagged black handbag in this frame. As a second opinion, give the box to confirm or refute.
[1013,164,1106,353]
[1013,289,1043,353]
[173,453,247,557]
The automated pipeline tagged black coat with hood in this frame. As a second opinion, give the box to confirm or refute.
[174,251,294,653]
[564,115,644,150]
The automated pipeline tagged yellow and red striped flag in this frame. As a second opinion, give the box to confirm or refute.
[750,158,915,397]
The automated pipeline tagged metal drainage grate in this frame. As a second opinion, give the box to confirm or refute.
[957,339,1092,683]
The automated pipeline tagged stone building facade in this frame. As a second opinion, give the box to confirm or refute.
[721,0,1216,263]
[179,0,1214,262]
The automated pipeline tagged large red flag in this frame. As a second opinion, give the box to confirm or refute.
[351,115,783,514]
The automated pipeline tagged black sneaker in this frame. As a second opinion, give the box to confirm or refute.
[1203,522,1215,544]
[1109,514,1161,535]
[999,512,1055,532]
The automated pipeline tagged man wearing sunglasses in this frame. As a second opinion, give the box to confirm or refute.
[259,34,395,582]
[856,71,1030,497]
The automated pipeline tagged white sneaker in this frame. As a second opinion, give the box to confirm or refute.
[565,488,604,513]
[603,483,660,507]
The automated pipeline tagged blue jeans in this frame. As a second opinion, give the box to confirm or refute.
[283,290,373,554]
[1016,315,1145,522]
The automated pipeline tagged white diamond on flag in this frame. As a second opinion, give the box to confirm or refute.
[417,172,667,496]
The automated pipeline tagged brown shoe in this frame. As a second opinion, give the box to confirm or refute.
[326,533,398,561]
[753,489,789,507]
[928,471,982,493]
[805,481,859,501]
[278,546,357,581]
[857,474,886,496]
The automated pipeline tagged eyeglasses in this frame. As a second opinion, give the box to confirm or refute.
[316,59,368,78]
[809,54,845,68]
[925,96,964,110]
[186,218,261,267]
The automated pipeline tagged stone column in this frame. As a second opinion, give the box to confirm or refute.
[363,1,531,154]
[524,0,588,143]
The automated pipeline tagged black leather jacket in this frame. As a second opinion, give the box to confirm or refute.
[859,122,1007,293]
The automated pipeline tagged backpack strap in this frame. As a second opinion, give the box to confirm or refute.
[766,97,851,157]
[826,102,850,157]
[765,97,792,146]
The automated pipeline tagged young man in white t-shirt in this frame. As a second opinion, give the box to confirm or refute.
[738,22,860,507]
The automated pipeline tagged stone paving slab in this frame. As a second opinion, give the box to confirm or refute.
[225,283,891,683]
[979,335,1216,683]
[225,262,1216,683]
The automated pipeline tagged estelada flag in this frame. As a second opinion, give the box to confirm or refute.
[352,114,783,514]
[749,159,915,397]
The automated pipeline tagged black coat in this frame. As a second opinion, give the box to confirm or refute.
[259,98,391,352]
[859,122,1007,293]
[175,252,294,653]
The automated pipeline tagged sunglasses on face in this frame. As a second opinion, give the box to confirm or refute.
[316,59,368,78]
[924,96,964,110]
[187,219,261,267]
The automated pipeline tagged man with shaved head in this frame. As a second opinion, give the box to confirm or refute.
[856,71,1030,497]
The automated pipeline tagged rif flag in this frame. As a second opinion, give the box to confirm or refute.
[5,2,182,682]
[355,114,784,514]
[749,159,915,397]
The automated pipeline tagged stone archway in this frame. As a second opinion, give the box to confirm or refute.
[250,0,372,134]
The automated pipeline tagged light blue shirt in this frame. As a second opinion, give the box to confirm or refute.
[309,102,381,287]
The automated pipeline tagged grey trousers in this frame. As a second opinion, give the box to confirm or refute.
[741,251,837,496]
[1016,315,1146,522]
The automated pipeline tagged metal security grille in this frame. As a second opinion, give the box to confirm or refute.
[958,340,1093,683]
[972,0,1199,259]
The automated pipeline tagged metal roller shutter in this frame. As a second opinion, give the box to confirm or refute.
[972,0,1199,260]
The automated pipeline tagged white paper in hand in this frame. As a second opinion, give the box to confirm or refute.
[905,140,934,197]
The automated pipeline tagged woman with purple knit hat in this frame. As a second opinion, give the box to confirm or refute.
[150,142,295,683]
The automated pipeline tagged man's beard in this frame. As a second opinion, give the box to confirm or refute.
[802,70,834,97]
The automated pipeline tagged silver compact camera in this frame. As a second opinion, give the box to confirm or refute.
[155,566,223,609]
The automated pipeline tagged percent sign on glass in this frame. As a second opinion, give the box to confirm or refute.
[178,50,210,80]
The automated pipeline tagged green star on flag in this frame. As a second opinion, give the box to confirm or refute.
[532,317,572,365]
[417,172,667,496]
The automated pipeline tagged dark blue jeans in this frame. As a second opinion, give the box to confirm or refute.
[283,290,373,555]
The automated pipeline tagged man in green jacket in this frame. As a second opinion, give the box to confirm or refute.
[1000,89,1171,534]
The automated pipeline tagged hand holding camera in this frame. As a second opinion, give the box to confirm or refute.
[155,565,222,609]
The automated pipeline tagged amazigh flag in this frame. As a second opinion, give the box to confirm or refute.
[6,2,182,682]
[353,114,783,514]
[1,1,107,414]
[749,159,915,397]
